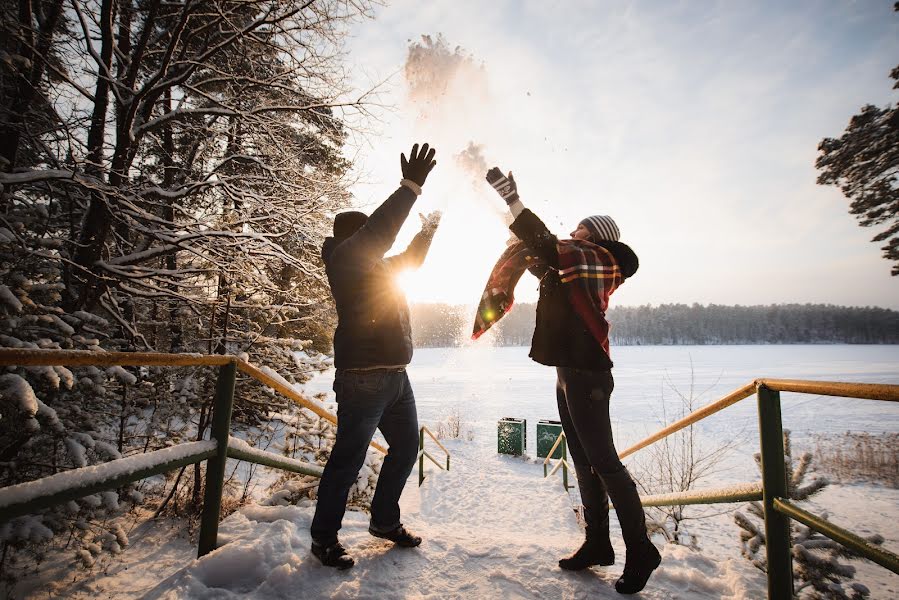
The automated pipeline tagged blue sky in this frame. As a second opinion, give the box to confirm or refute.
[339,0,899,308]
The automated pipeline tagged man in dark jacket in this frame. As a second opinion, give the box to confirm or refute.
[481,168,661,595]
[310,143,438,569]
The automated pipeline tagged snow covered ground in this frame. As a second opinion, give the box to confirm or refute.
[9,344,898,598]
[13,433,896,599]
[140,437,767,599]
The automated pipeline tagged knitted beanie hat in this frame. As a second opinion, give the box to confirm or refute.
[580,215,620,242]
[333,211,368,239]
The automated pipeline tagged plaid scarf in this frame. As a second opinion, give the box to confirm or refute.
[472,239,623,354]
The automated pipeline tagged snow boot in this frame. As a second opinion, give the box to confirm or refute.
[615,542,661,594]
[560,462,614,570]
[559,536,615,570]
[311,540,355,569]
[368,524,422,547]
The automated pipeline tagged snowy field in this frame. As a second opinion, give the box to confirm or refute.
[10,344,899,599]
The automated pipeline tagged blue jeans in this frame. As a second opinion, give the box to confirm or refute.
[310,369,419,545]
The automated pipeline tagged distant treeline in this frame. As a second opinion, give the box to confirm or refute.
[411,303,899,347]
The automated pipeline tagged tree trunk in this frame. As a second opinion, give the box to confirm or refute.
[70,0,116,308]
[0,0,65,171]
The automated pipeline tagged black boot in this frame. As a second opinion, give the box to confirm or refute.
[559,536,615,570]
[599,467,660,592]
[560,463,615,570]
[368,524,422,547]
[311,540,355,569]
[615,542,661,594]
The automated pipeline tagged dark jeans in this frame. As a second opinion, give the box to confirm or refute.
[556,367,651,554]
[310,369,419,545]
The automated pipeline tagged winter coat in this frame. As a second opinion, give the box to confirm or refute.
[509,209,639,372]
[321,186,432,370]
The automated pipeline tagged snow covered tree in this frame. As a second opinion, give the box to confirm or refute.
[734,430,884,599]
[815,3,899,276]
[0,0,379,588]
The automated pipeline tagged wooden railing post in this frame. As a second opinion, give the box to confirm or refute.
[419,427,425,486]
[561,442,569,490]
[757,385,793,599]
[197,361,237,558]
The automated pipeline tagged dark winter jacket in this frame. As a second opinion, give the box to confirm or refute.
[321,186,433,370]
[509,209,639,372]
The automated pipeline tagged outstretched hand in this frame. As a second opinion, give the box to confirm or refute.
[486,167,519,205]
[419,210,442,237]
[401,143,437,186]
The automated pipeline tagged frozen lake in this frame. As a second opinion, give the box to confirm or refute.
[303,344,899,597]
[303,344,899,461]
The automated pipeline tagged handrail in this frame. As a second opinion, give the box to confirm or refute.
[418,425,450,486]
[0,347,386,557]
[0,348,232,367]
[639,481,763,507]
[235,360,387,454]
[422,426,450,458]
[542,431,571,490]
[609,377,899,598]
[618,381,756,460]
[621,378,899,461]
[773,498,899,575]
[0,441,219,521]
[0,348,387,455]
[757,378,899,402]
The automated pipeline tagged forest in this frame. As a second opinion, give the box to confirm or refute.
[0,0,374,582]
[411,302,899,347]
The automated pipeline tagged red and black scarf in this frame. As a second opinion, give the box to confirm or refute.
[471,239,623,354]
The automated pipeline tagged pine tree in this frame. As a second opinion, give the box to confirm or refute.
[733,430,883,599]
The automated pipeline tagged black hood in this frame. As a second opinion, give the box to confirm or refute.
[595,240,639,279]
[321,236,342,265]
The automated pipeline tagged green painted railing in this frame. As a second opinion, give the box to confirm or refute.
[0,349,383,558]
[418,425,450,486]
[608,377,899,599]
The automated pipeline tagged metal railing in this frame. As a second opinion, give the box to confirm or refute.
[542,431,572,490]
[598,377,899,599]
[418,425,450,486]
[0,348,386,558]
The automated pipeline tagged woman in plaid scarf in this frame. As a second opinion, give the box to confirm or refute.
[474,168,660,595]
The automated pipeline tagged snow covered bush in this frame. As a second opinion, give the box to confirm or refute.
[0,234,147,586]
[435,405,464,440]
[632,367,739,548]
[733,430,884,599]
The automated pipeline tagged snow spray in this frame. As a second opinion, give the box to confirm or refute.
[400,35,514,370]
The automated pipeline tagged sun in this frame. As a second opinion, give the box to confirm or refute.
[385,191,538,306]
[394,270,423,300]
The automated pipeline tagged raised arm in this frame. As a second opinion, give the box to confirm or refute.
[336,143,437,264]
[486,167,560,269]
[384,211,442,272]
